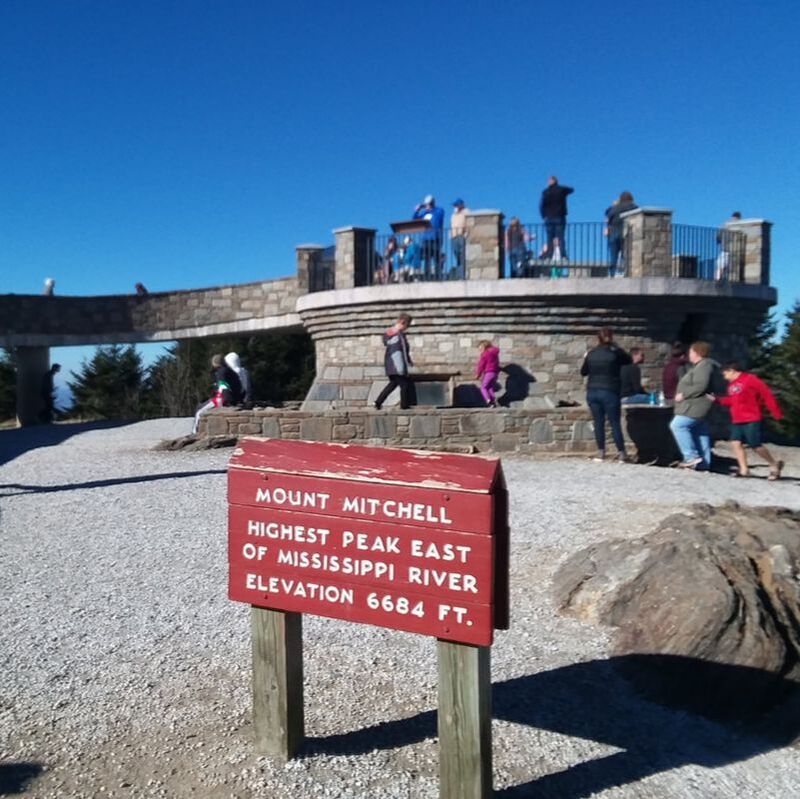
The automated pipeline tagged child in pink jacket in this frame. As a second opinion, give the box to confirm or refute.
[475,340,500,407]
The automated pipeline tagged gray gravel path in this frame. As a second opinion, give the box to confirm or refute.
[1,419,799,798]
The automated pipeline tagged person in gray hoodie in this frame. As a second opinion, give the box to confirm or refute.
[669,341,717,470]
[374,313,413,410]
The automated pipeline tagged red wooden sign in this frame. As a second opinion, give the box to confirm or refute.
[227,438,509,646]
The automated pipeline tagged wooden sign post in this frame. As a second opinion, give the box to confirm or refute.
[227,438,509,797]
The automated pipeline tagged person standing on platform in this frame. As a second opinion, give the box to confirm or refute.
[712,362,783,480]
[374,313,413,410]
[449,199,468,279]
[580,328,631,462]
[413,195,444,279]
[475,340,501,407]
[715,211,742,281]
[505,217,531,278]
[539,176,574,261]
[604,191,638,277]
[669,341,717,471]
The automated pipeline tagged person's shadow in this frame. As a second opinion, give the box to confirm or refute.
[497,364,536,407]
[304,654,800,797]
[0,420,128,467]
[0,762,43,794]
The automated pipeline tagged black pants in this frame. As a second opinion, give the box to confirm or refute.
[375,375,412,409]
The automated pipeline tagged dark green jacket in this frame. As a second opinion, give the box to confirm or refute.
[674,358,717,418]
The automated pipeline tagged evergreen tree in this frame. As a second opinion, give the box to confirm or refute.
[747,311,779,383]
[771,301,800,438]
[144,344,202,418]
[0,349,16,422]
[67,345,146,420]
[142,332,315,418]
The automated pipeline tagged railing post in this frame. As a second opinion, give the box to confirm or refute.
[333,226,376,288]
[465,210,504,280]
[726,218,772,285]
[295,244,324,295]
[622,207,673,277]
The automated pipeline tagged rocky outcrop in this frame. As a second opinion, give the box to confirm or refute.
[554,502,800,718]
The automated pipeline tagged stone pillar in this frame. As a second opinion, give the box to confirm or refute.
[295,244,324,294]
[465,210,504,280]
[14,346,50,427]
[622,207,672,278]
[333,226,376,289]
[726,219,771,285]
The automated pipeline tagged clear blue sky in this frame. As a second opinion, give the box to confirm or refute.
[2,0,798,389]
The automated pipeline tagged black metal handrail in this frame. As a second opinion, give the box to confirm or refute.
[672,224,746,282]
[366,232,463,285]
[343,221,749,287]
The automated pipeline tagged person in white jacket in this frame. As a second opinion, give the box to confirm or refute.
[225,352,252,406]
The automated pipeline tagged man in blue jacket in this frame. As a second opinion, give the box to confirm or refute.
[413,195,444,279]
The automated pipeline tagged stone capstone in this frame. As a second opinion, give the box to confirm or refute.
[553,502,800,720]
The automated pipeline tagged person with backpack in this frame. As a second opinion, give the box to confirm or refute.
[669,341,719,470]
[192,353,242,434]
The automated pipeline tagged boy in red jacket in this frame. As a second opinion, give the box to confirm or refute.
[713,362,783,480]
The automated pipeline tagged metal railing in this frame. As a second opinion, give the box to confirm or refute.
[366,232,463,284]
[308,248,335,293]
[317,221,750,289]
[508,222,609,278]
[672,224,746,282]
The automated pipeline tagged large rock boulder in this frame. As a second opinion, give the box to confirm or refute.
[554,502,800,719]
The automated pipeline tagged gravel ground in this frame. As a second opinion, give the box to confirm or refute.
[1,419,799,799]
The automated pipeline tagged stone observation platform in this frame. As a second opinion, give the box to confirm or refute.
[1,208,776,449]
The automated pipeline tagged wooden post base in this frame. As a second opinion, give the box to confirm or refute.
[250,607,304,760]
[437,639,492,799]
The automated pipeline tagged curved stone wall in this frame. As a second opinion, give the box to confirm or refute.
[297,279,776,410]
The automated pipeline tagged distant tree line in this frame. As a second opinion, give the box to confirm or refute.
[0,332,316,423]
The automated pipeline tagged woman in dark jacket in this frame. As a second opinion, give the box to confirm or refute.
[580,327,632,461]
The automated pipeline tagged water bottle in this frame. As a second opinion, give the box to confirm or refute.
[649,392,656,405]
[658,390,665,406]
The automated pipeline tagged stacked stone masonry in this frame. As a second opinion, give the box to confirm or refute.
[197,405,694,460]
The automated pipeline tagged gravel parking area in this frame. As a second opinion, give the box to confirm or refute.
[1,419,799,798]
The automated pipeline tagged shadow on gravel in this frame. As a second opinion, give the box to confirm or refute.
[0,420,128,467]
[306,655,800,797]
[0,469,227,496]
[0,761,43,794]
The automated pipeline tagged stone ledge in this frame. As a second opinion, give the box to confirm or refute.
[196,405,672,458]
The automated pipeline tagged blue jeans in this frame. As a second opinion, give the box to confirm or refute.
[669,415,711,469]
[608,235,622,276]
[544,218,567,259]
[451,235,465,278]
[508,247,526,277]
[586,388,625,453]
